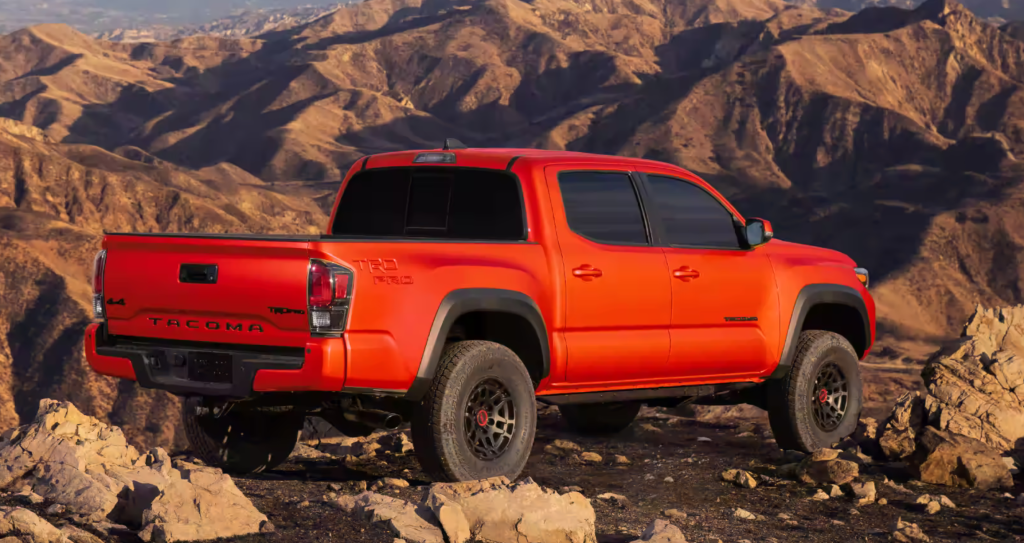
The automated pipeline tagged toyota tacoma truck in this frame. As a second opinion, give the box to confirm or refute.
[85,141,875,482]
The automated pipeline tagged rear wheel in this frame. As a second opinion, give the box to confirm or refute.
[559,402,641,435]
[411,340,537,482]
[767,330,862,452]
[182,397,304,474]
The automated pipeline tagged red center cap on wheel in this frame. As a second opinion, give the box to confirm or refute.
[476,410,489,426]
[818,389,828,403]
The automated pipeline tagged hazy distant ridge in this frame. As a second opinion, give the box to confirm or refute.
[94,4,349,42]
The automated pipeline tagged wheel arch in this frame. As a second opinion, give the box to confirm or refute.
[769,283,870,379]
[403,288,550,401]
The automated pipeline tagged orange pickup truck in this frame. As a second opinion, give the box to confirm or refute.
[85,141,875,482]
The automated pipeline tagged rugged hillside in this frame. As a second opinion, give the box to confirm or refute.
[791,0,1024,21]
[0,118,326,449]
[1,0,1024,446]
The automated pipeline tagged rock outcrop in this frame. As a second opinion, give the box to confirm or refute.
[335,477,598,543]
[0,399,269,541]
[872,305,1023,488]
[427,477,596,543]
[0,507,71,542]
[910,427,1014,490]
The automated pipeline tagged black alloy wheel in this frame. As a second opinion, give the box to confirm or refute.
[811,361,848,431]
[464,378,517,460]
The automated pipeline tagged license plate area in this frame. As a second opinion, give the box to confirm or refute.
[187,351,233,383]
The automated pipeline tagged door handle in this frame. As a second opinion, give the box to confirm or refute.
[673,267,700,281]
[572,265,603,279]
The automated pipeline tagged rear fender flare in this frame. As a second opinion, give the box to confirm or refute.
[403,288,550,401]
[769,283,870,380]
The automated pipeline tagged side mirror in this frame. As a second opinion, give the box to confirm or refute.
[744,217,773,247]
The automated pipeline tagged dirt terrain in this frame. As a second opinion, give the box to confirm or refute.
[122,403,1021,542]
[3,399,1017,543]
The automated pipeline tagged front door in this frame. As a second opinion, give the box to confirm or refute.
[640,171,781,380]
[545,166,672,385]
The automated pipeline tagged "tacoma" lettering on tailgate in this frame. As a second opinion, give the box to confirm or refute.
[147,318,264,332]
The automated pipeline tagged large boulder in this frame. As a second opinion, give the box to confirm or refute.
[425,477,597,543]
[0,400,268,541]
[919,305,1024,453]
[0,507,70,543]
[335,492,445,543]
[910,427,1013,490]
[871,305,1024,482]
[137,461,272,542]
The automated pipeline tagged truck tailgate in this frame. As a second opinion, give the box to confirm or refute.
[102,235,313,347]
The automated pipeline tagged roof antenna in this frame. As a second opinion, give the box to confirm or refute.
[443,138,468,150]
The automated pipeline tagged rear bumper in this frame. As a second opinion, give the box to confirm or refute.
[85,323,347,398]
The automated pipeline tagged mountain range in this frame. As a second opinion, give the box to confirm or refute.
[794,0,1022,21]
[0,0,1022,448]
[93,4,351,42]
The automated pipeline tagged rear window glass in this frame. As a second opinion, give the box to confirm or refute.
[331,168,526,240]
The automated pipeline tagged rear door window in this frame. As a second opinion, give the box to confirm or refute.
[557,171,649,245]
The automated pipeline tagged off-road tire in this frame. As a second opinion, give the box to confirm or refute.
[767,330,863,452]
[559,402,641,435]
[411,340,537,482]
[182,397,303,475]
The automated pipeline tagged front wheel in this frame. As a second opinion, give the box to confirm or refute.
[411,340,537,482]
[182,397,304,474]
[767,330,863,452]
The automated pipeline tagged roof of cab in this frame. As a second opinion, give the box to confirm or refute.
[360,147,695,174]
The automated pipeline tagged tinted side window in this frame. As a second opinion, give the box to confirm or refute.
[331,168,525,240]
[646,175,740,248]
[558,171,648,245]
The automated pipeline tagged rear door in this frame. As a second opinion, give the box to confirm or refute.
[102,235,313,348]
[545,166,672,385]
[639,171,781,380]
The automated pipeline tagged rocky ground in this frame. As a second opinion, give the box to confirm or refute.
[0,397,1022,543]
[209,405,1020,543]
[2,306,1024,543]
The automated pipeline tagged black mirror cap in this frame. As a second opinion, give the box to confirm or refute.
[744,218,772,247]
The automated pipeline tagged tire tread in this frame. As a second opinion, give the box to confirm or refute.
[411,340,535,482]
[768,330,861,452]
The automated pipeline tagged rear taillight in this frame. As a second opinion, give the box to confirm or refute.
[92,249,106,320]
[307,259,353,335]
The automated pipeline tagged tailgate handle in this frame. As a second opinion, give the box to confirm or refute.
[179,264,218,284]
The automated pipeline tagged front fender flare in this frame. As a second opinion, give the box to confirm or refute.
[769,283,870,380]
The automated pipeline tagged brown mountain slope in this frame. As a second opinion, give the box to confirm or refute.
[0,118,325,448]
[791,0,1024,21]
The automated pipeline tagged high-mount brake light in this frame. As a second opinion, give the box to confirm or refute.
[307,259,354,335]
[413,152,456,164]
[854,267,870,289]
[92,250,107,320]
